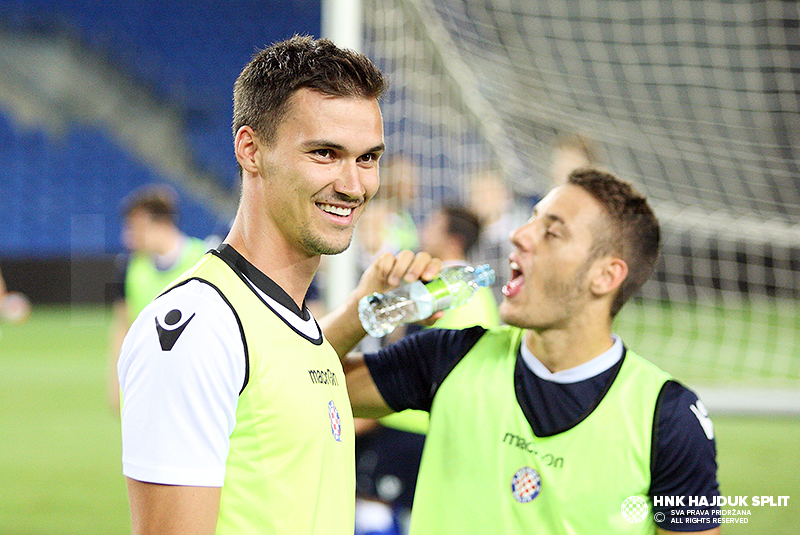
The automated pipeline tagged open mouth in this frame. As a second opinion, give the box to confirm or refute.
[502,260,524,297]
[318,203,354,218]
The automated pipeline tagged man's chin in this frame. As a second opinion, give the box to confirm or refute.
[321,244,350,256]
[498,301,523,327]
[305,233,354,256]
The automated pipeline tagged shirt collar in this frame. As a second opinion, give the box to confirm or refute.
[520,334,623,384]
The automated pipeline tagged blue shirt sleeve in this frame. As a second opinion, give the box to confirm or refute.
[651,380,721,531]
[364,326,486,413]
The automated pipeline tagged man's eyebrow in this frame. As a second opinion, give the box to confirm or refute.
[303,139,345,151]
[302,140,386,155]
[367,143,386,155]
[532,207,566,224]
[544,213,567,226]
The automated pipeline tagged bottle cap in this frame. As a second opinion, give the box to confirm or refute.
[473,264,495,288]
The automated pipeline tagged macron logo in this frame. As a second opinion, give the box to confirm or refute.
[155,309,196,351]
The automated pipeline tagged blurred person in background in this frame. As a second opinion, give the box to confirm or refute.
[468,169,529,302]
[413,203,500,330]
[354,154,421,355]
[354,202,500,535]
[117,35,410,535]
[550,132,603,185]
[356,154,420,266]
[0,268,6,303]
[106,185,208,413]
[0,267,32,329]
[323,167,720,535]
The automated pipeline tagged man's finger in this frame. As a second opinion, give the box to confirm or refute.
[387,250,417,286]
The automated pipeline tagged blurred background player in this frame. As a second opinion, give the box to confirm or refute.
[468,169,530,303]
[106,185,207,412]
[354,202,500,535]
[550,132,603,185]
[414,203,500,330]
[0,269,6,309]
[356,154,420,267]
[0,267,32,333]
[354,153,422,354]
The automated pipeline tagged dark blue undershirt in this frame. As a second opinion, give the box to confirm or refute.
[364,326,721,531]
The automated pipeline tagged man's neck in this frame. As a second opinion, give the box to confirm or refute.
[150,230,184,269]
[520,334,622,383]
[223,225,319,310]
[523,322,615,374]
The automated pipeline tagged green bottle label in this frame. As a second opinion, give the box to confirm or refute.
[424,277,453,310]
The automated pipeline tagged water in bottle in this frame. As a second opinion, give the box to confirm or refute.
[358,264,495,338]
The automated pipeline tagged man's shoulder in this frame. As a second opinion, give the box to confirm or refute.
[128,278,240,349]
[620,347,673,388]
[657,380,716,441]
[465,325,522,352]
[158,274,229,304]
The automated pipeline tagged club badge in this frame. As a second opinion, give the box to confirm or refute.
[511,466,541,503]
[329,400,342,442]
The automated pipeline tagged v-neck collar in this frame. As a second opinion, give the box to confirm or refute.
[213,244,323,344]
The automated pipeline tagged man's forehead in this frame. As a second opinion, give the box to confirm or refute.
[534,185,605,224]
[282,89,383,140]
[286,87,380,115]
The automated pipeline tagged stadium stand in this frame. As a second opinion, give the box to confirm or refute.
[0,0,321,258]
[0,0,321,302]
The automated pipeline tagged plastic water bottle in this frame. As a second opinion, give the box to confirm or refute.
[358,264,495,337]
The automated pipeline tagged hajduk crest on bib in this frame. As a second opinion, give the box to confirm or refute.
[328,400,342,442]
[511,466,541,503]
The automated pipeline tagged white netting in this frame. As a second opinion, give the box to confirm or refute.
[361,0,800,390]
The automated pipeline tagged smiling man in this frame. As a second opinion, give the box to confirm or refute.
[117,36,426,535]
[323,167,721,535]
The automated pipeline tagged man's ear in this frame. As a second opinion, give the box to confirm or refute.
[589,256,628,297]
[234,126,259,174]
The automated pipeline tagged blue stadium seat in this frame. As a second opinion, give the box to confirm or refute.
[0,0,321,257]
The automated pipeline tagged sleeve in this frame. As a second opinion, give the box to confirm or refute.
[118,279,246,487]
[650,380,721,531]
[363,326,486,413]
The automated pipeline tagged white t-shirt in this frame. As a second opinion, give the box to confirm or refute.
[118,279,246,487]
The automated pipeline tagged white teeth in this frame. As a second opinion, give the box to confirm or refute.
[510,261,520,271]
[319,204,353,216]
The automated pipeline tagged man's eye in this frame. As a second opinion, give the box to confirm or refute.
[314,149,334,158]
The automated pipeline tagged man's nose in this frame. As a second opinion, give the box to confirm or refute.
[334,161,366,199]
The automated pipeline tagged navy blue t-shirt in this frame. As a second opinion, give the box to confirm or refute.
[364,326,721,531]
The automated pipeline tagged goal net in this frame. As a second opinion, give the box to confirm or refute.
[360,0,800,406]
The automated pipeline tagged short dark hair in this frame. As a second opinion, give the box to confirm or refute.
[122,185,177,224]
[567,168,660,317]
[232,35,387,146]
[441,203,483,256]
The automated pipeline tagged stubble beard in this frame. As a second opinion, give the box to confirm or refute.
[502,256,594,330]
[300,225,355,256]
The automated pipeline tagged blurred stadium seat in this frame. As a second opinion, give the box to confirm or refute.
[0,0,321,304]
[0,0,321,260]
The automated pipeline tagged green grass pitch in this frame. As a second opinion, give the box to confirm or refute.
[0,305,797,534]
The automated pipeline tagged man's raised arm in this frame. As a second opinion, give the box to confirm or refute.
[319,250,442,417]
